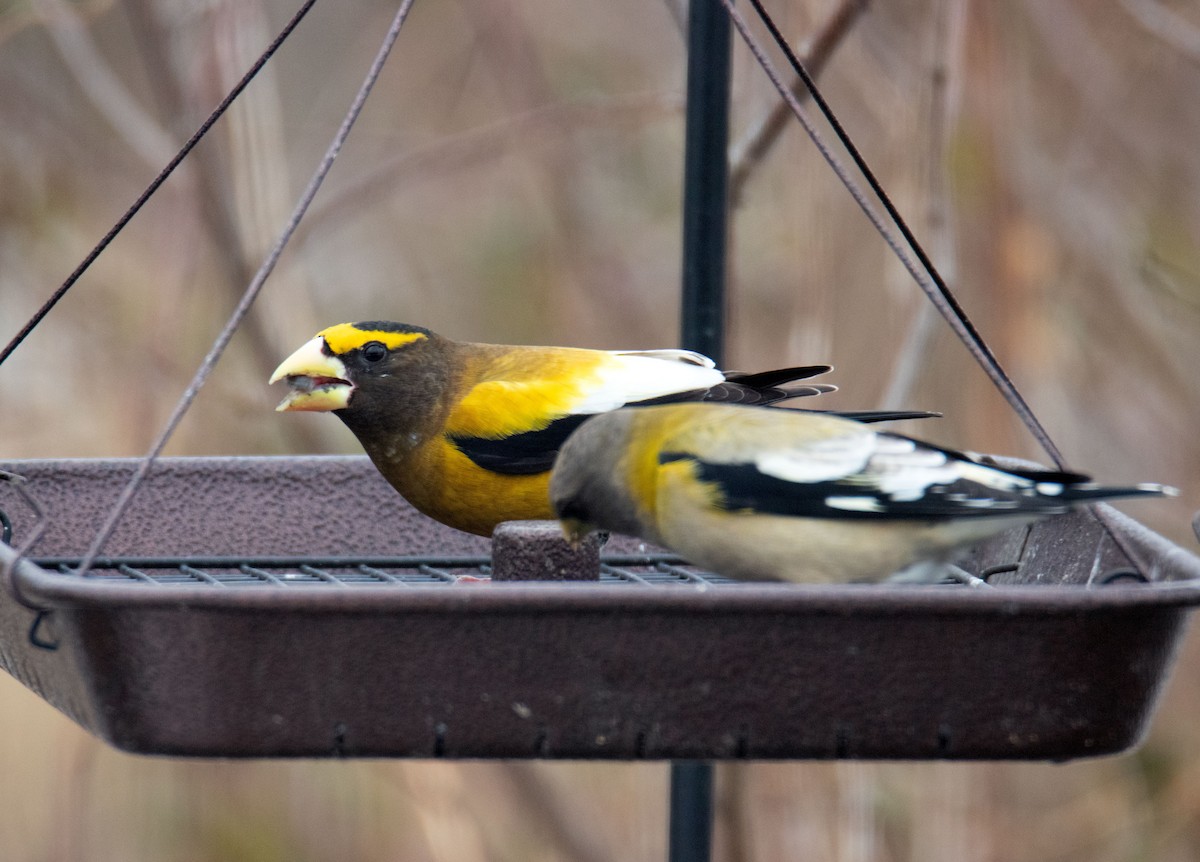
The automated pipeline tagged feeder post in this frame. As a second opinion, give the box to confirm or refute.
[674,0,732,860]
[681,0,732,365]
[670,760,716,862]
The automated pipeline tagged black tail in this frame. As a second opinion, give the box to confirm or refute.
[1059,482,1177,503]
[722,365,831,388]
[710,365,836,405]
[813,409,942,424]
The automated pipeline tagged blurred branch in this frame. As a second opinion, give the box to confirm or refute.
[295,92,681,244]
[716,762,753,862]
[658,0,687,34]
[33,0,284,382]
[837,762,877,862]
[1119,0,1200,63]
[370,764,460,861]
[122,0,253,294]
[502,764,611,862]
[879,0,966,411]
[1141,251,1200,317]
[728,0,869,206]
[0,3,55,45]
[54,737,100,862]
[123,0,325,452]
[32,0,178,168]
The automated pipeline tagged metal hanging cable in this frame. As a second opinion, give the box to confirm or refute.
[0,0,320,370]
[68,0,419,578]
[722,0,1067,470]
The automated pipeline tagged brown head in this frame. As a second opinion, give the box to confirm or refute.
[269,321,458,446]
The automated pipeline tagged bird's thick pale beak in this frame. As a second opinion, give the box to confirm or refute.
[269,336,354,412]
[559,517,593,550]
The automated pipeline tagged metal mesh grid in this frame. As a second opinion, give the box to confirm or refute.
[27,555,735,587]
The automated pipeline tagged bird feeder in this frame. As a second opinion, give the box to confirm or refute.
[1,4,1199,862]
[1,454,1199,760]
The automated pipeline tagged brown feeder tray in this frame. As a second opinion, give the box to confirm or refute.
[1,455,1198,761]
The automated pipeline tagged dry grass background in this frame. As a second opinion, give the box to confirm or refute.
[1,0,1199,859]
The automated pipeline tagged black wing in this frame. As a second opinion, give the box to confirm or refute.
[661,452,1088,521]
[448,413,591,476]
[450,403,938,478]
[447,367,835,476]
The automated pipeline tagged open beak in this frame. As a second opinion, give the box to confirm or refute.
[269,336,354,412]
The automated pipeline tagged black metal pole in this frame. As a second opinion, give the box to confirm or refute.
[669,761,715,862]
[672,1,731,861]
[680,0,732,366]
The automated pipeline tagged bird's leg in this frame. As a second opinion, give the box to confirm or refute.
[886,560,992,588]
[941,564,991,588]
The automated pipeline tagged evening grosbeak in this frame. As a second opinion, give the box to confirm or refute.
[549,402,1176,583]
[269,321,929,536]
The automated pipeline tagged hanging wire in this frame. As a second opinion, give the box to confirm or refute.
[721,0,1067,470]
[728,0,869,205]
[0,0,319,371]
[69,0,418,578]
[721,0,1173,575]
[1,0,1165,592]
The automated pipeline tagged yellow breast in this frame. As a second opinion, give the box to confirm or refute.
[368,435,555,536]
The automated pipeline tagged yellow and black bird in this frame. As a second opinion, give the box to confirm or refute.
[549,402,1176,583]
[269,321,925,536]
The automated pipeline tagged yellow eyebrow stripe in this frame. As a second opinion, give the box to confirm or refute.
[318,323,427,355]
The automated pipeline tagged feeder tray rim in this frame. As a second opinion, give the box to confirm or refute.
[2,455,1197,613]
[1,457,1197,763]
[9,569,1200,614]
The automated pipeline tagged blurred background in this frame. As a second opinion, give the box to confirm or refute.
[1,0,1199,859]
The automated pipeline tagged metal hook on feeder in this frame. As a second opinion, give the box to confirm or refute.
[0,470,53,612]
[980,562,1020,584]
[28,611,58,651]
[1097,568,1150,586]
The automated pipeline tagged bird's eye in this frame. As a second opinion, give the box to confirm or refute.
[361,341,388,363]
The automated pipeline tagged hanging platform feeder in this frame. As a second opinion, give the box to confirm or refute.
[1,455,1198,760]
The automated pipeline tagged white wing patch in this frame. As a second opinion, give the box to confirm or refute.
[864,437,955,500]
[613,348,716,368]
[753,427,877,484]
[952,461,1037,493]
[752,426,1048,509]
[865,439,1044,502]
[824,496,886,513]
[568,351,726,414]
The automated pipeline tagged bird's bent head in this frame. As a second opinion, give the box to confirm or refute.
[269,321,432,412]
[549,410,651,544]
